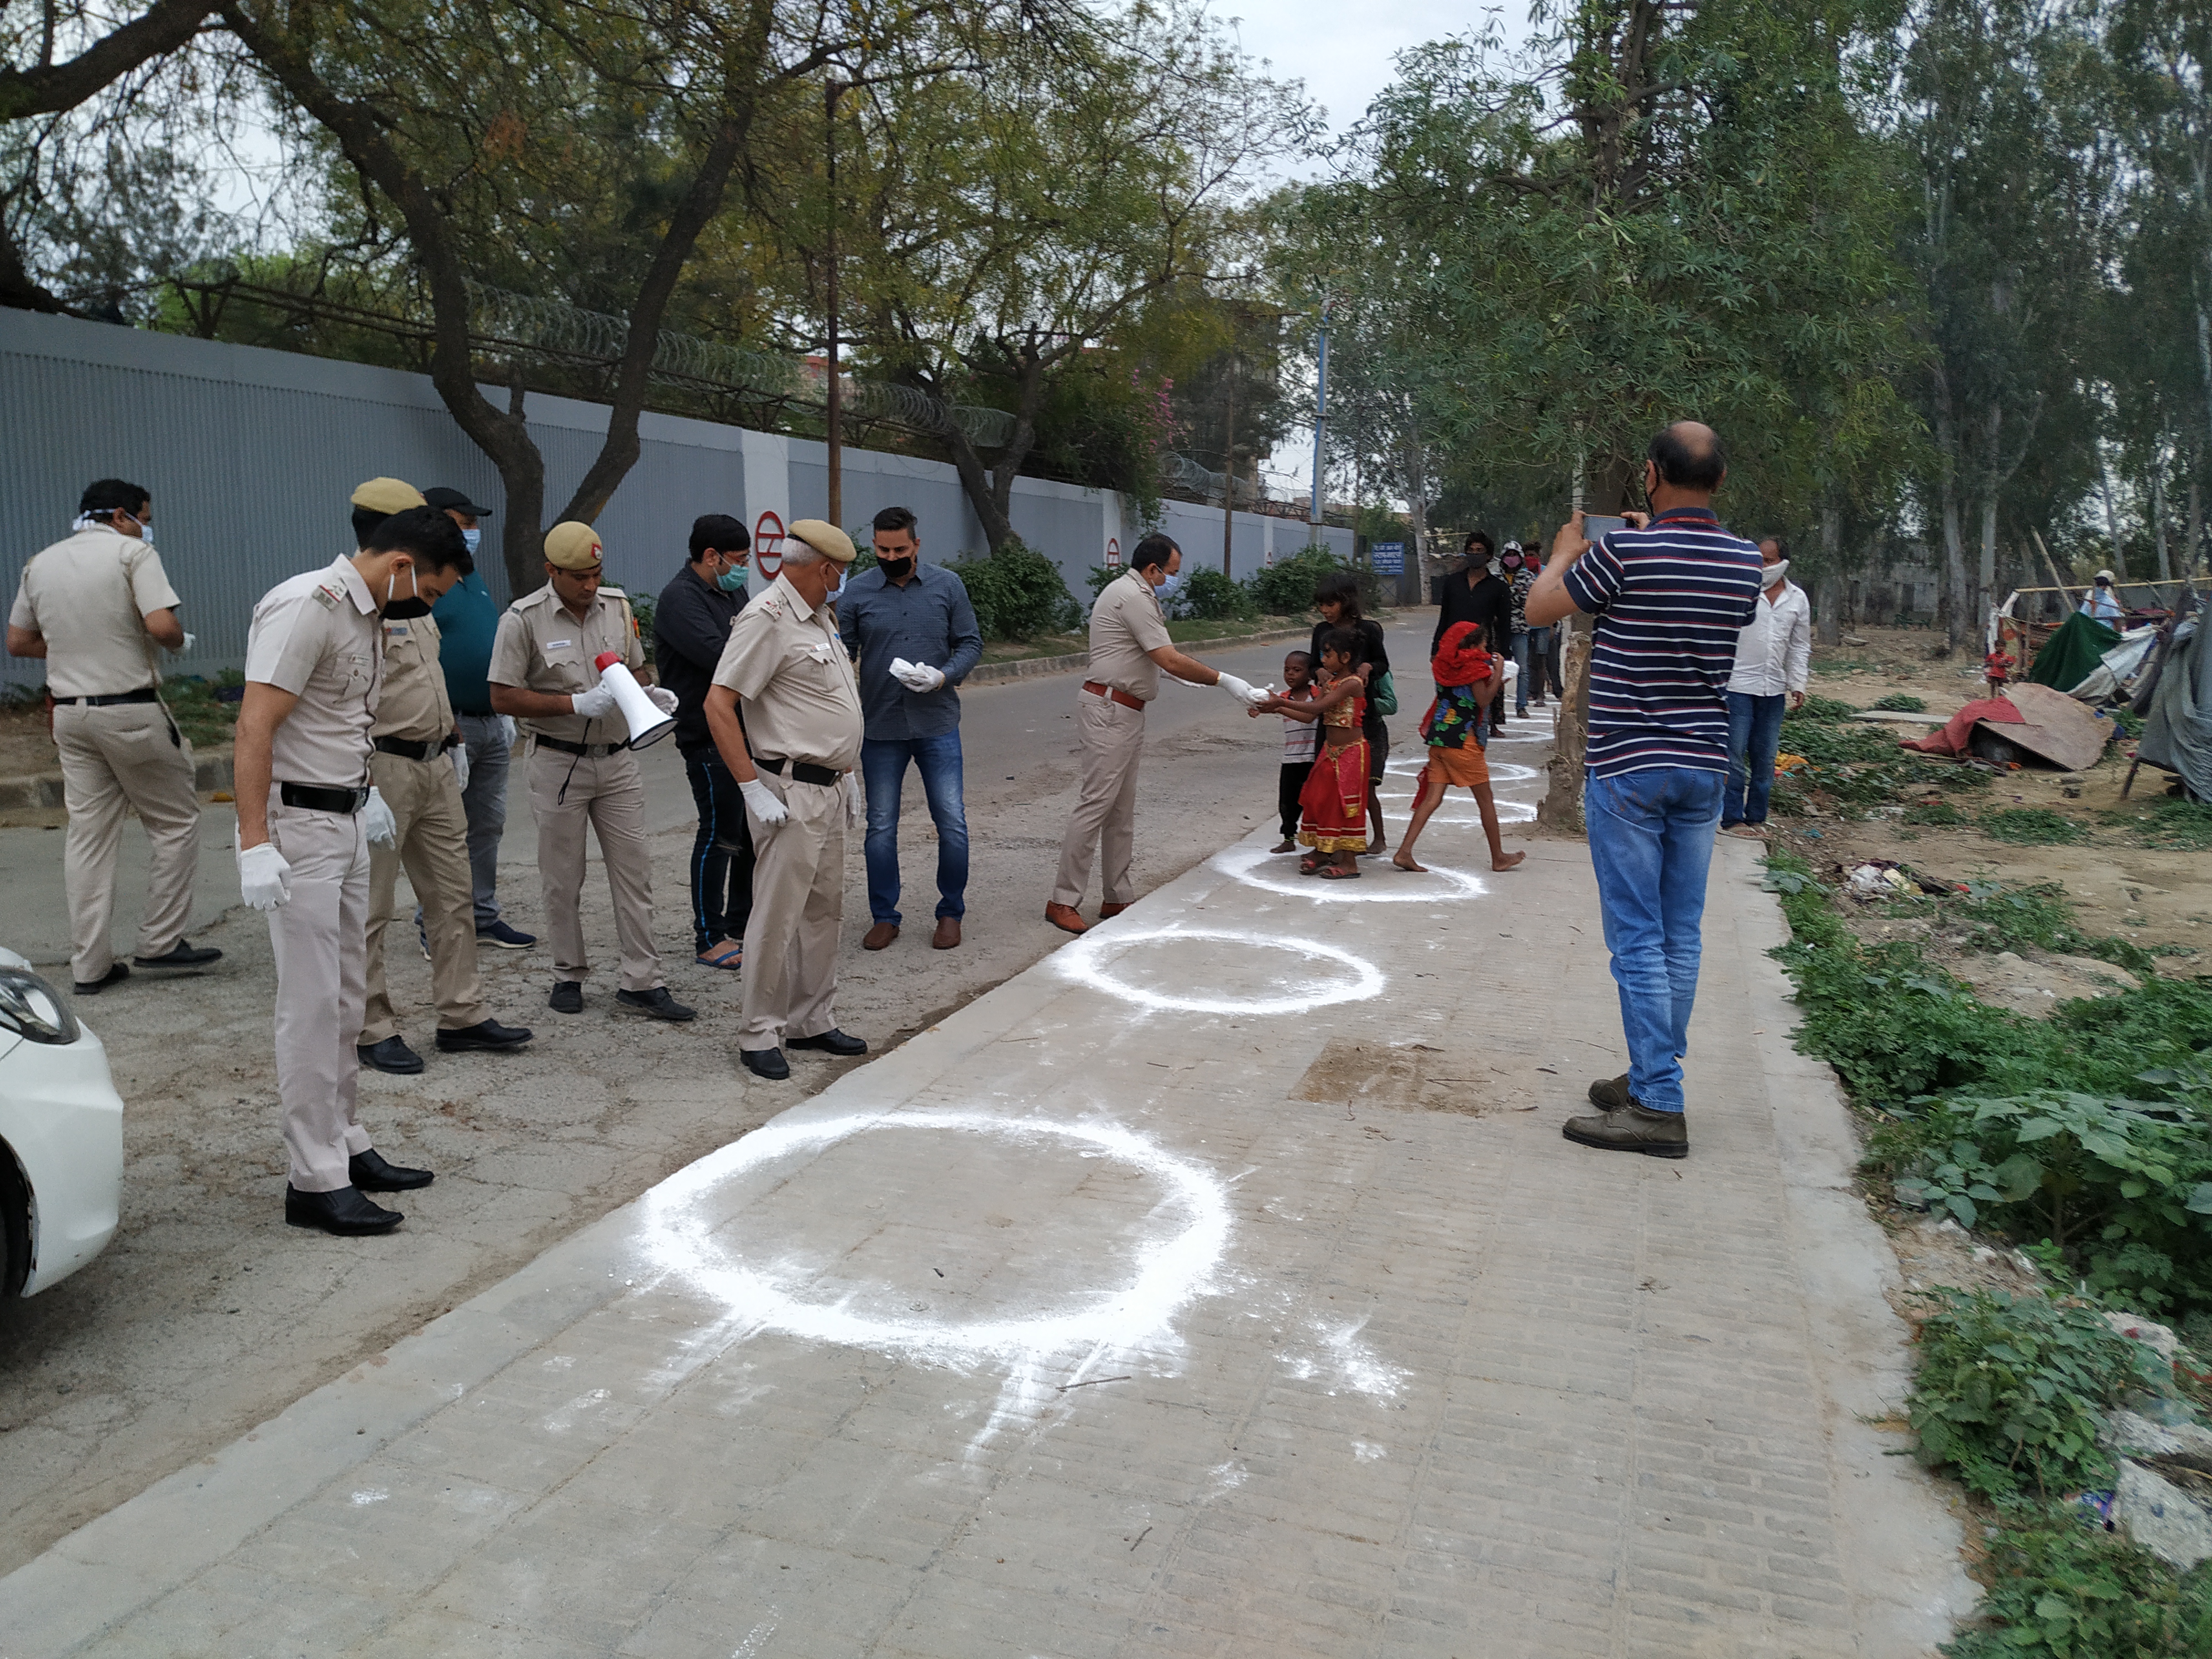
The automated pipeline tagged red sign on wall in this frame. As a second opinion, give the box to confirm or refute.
[1105,536,1121,568]
[754,510,786,580]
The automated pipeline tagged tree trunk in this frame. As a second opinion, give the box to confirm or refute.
[1815,505,1842,645]
[940,347,1047,554]
[2152,464,2173,582]
[1537,615,1594,834]
[1933,385,1967,653]
[2189,476,2204,576]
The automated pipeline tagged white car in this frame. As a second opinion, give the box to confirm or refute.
[0,946,124,1296]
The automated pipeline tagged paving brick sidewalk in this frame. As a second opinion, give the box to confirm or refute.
[0,742,1974,1657]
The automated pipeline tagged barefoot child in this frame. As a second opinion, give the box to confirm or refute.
[1395,621,1525,875]
[1248,650,1318,853]
[1254,630,1369,879]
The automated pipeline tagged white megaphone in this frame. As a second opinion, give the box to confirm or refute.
[594,650,676,749]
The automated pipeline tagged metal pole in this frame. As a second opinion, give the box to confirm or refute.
[1309,299,1328,529]
[1222,356,1237,576]
[825,79,844,530]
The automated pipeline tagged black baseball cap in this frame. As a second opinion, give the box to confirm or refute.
[424,486,494,516]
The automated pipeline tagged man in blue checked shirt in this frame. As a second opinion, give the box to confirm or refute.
[837,506,984,952]
[1525,421,1764,1160]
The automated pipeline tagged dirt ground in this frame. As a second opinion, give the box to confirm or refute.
[0,702,56,780]
[1766,625,2210,975]
[0,627,1446,1577]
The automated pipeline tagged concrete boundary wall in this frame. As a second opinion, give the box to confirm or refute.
[0,311,1351,688]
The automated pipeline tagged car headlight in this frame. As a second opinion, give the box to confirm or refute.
[0,968,80,1045]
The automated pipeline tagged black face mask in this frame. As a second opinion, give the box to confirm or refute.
[878,556,915,581]
[384,568,432,619]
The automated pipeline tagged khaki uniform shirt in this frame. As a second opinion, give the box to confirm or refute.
[1087,569,1172,702]
[710,574,864,771]
[370,612,455,744]
[7,526,180,699]
[487,585,644,745]
[244,556,381,787]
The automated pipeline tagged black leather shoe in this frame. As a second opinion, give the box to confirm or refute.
[356,1035,425,1075]
[285,1185,403,1234]
[436,1019,534,1052]
[617,987,697,1022]
[739,1047,790,1080]
[787,1028,867,1057]
[133,940,222,969]
[72,963,128,995]
[549,980,583,1014]
[348,1148,435,1191]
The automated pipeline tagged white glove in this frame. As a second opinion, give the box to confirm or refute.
[1502,660,1519,685]
[646,684,679,714]
[362,786,398,848]
[844,773,864,827]
[1215,672,1268,707]
[498,714,517,749]
[890,657,946,693]
[165,630,197,656]
[238,842,293,910]
[571,681,618,719]
[740,776,789,827]
[451,743,471,792]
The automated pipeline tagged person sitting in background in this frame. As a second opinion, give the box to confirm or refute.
[1395,621,1524,875]
[1250,649,1318,853]
[2080,570,2125,623]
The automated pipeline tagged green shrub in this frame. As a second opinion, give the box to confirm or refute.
[945,540,1081,640]
[161,671,243,747]
[1907,799,1969,826]
[1984,808,2085,846]
[1875,692,1928,712]
[1910,1289,2171,1504]
[1796,693,1862,721]
[1249,544,1347,616]
[1085,565,1120,600]
[1944,1509,2212,1657]
[1181,566,1255,622]
[2105,796,2212,852]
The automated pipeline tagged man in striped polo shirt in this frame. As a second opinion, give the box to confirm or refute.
[1524,422,1763,1157]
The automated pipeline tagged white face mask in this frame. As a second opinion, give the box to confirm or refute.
[125,511,153,547]
[1763,559,1789,589]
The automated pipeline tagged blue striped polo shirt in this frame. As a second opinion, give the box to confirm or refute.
[1562,508,1763,779]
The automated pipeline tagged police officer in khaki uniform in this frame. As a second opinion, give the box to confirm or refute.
[235,500,473,1237]
[6,478,220,993]
[488,521,693,1021]
[353,486,533,1075]
[1047,532,1268,934]
[704,519,867,1079]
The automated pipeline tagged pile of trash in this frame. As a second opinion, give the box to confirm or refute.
[2080,1313,2212,1573]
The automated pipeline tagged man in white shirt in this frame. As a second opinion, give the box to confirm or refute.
[2080,570,2125,623]
[1722,537,1811,837]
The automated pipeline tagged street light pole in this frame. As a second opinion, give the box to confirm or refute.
[825,77,846,530]
[1309,297,1329,530]
[1221,355,1237,577]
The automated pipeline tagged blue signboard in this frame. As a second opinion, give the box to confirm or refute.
[1369,541,1405,575]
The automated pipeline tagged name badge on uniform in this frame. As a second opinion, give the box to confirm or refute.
[547,639,572,650]
[385,622,409,638]
[312,585,340,611]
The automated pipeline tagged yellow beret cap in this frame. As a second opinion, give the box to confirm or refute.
[786,519,857,564]
[545,521,605,571]
[350,477,426,514]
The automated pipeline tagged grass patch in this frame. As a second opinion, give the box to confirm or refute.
[1811,657,1884,676]
[2104,796,2212,852]
[1874,692,1928,712]
[1770,698,1991,817]
[161,672,242,748]
[1907,799,1970,826]
[1982,808,2086,846]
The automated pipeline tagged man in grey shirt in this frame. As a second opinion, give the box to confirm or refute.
[837,505,984,951]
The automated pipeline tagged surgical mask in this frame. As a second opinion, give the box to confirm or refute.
[1156,570,1185,599]
[128,512,154,549]
[461,526,482,555]
[1763,559,1790,589]
[715,556,749,592]
[384,566,432,619]
[877,556,915,582]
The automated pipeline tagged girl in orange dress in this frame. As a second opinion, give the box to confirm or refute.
[1395,621,1525,874]
[1255,628,1369,879]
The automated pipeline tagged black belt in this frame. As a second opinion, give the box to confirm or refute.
[535,735,626,758]
[372,734,456,762]
[756,755,843,787]
[454,707,496,719]
[279,781,371,814]
[65,687,160,707]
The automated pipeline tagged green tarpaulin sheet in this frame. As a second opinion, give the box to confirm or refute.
[2028,611,2121,693]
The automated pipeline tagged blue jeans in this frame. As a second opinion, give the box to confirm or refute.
[684,747,754,952]
[1585,768,1725,1115]
[1511,632,1533,714]
[862,732,969,926]
[1723,692,1788,827]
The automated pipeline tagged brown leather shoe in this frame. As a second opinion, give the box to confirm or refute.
[1588,1072,1630,1110]
[1562,1101,1688,1158]
[1098,901,1131,919]
[862,921,900,951]
[932,916,961,950]
[1045,902,1088,935]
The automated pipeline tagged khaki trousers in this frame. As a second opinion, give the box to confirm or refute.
[528,744,662,992]
[265,802,374,1192]
[53,701,202,983]
[739,773,845,1050]
[1051,691,1146,907]
[358,749,491,1045]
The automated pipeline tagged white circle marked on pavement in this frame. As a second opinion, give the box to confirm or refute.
[641,1111,1229,1359]
[1211,843,1488,904]
[1061,924,1387,1011]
